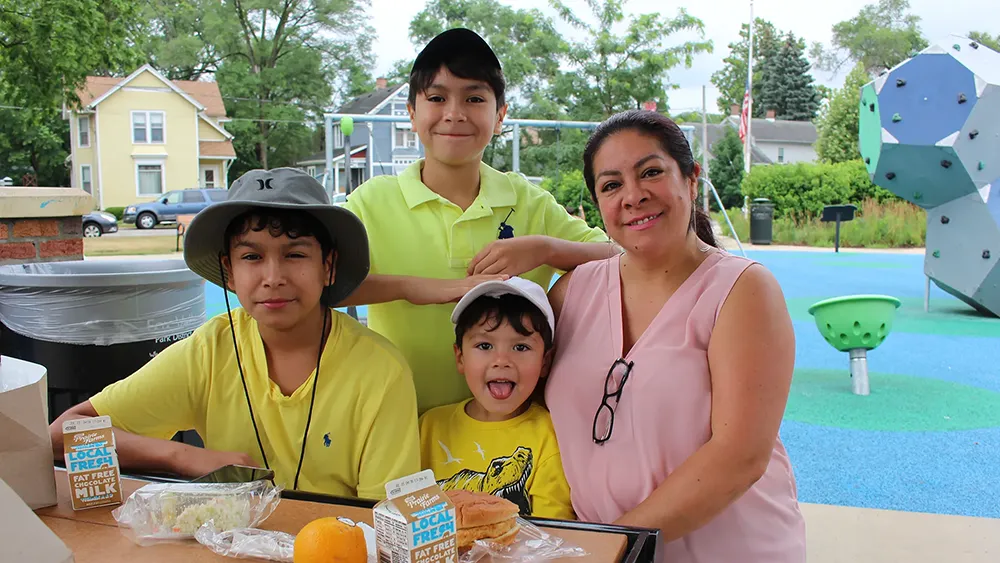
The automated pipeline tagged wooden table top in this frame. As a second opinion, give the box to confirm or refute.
[37,470,628,563]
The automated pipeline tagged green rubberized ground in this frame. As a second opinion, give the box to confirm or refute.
[785,369,1000,431]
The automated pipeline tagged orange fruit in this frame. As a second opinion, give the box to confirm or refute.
[294,517,368,563]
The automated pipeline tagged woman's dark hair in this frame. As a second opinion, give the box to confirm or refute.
[582,109,718,248]
[408,56,506,110]
[223,207,337,259]
[454,294,553,353]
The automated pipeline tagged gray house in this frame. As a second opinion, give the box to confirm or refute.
[700,106,819,167]
[297,79,423,194]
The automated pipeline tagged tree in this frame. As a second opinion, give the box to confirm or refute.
[0,0,142,107]
[758,33,821,121]
[135,0,222,81]
[815,63,870,164]
[810,0,927,76]
[204,0,375,170]
[708,127,744,210]
[969,31,1000,52]
[549,0,712,121]
[0,103,69,187]
[710,18,781,116]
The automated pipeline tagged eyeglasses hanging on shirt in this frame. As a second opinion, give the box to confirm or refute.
[593,241,633,445]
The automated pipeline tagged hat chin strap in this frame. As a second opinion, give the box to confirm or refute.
[215,254,331,491]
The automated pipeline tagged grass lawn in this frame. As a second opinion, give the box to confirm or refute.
[84,235,181,256]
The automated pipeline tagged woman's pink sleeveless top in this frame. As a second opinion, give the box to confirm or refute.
[545,251,806,562]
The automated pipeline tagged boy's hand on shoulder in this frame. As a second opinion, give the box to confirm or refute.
[406,274,509,305]
[172,447,258,479]
[468,235,552,276]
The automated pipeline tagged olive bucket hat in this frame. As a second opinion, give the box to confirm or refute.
[182,167,369,305]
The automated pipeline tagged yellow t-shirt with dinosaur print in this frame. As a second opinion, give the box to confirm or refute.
[418,399,575,520]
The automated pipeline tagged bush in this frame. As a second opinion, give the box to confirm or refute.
[713,198,925,248]
[103,206,125,220]
[540,170,605,230]
[741,159,895,219]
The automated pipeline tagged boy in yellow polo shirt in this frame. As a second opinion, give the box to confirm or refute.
[419,277,574,520]
[49,168,420,499]
[342,28,616,414]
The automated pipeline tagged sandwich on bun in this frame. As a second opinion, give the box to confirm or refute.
[446,490,521,549]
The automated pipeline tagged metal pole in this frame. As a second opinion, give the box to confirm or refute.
[702,85,710,213]
[700,177,746,258]
[834,216,841,253]
[925,275,931,312]
[324,115,334,197]
[849,349,870,396]
[344,133,352,195]
[744,0,754,174]
[512,123,520,173]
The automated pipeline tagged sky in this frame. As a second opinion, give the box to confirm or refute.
[365,0,998,115]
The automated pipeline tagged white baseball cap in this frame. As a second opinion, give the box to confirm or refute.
[451,277,555,335]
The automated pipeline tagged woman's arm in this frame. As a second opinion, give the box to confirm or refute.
[613,264,796,540]
[547,270,574,321]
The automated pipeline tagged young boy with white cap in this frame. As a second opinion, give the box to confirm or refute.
[418,277,574,520]
[50,168,420,499]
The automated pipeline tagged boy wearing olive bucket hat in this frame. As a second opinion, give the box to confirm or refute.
[50,168,420,499]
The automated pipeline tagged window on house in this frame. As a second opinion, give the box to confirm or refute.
[778,147,785,163]
[306,166,317,177]
[395,128,418,149]
[80,165,92,194]
[137,163,164,195]
[132,111,165,143]
[334,126,344,149]
[78,117,90,148]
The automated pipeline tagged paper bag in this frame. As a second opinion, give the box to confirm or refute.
[0,477,74,563]
[0,354,58,509]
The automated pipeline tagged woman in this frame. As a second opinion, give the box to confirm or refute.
[545,110,805,562]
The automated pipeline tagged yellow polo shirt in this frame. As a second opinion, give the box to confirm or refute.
[344,160,608,413]
[89,308,420,499]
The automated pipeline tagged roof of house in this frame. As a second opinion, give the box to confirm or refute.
[76,69,228,118]
[722,115,818,144]
[199,141,236,158]
[703,123,772,165]
[297,146,368,165]
[337,84,404,114]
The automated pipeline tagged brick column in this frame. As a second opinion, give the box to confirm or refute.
[0,187,93,265]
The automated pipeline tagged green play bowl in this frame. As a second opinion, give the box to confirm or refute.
[808,294,902,352]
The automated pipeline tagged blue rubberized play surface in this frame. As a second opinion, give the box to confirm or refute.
[203,249,1000,518]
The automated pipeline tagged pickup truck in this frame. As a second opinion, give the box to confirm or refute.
[123,188,228,229]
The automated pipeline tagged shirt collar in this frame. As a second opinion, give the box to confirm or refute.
[399,159,517,210]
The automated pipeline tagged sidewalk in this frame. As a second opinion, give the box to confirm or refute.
[718,235,926,255]
[803,502,1000,562]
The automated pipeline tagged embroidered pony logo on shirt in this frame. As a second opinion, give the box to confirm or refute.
[323,433,332,447]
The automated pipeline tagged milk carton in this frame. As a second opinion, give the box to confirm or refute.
[373,470,457,563]
[62,416,123,511]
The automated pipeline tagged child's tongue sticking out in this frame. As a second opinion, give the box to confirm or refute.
[488,380,515,400]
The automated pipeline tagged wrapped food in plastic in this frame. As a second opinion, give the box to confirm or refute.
[194,524,296,561]
[111,480,282,545]
[459,518,588,563]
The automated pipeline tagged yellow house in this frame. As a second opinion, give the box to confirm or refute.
[65,64,236,210]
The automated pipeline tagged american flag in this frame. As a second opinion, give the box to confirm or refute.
[738,79,751,145]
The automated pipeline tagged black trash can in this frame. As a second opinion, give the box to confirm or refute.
[749,198,774,245]
[0,259,205,427]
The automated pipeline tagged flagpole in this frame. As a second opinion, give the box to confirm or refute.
[744,0,754,174]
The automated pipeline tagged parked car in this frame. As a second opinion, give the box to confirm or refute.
[82,211,119,237]
[123,188,228,229]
